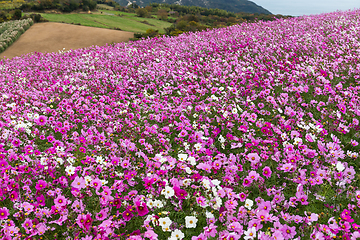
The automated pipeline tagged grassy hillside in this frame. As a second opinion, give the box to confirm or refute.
[31,11,172,33]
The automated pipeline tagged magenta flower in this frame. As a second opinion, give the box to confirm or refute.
[36,194,46,207]
[79,147,86,153]
[35,180,48,191]
[0,160,8,169]
[76,213,87,229]
[47,135,55,142]
[84,214,93,231]
[238,192,247,202]
[123,209,134,221]
[135,200,149,217]
[12,139,21,147]
[338,104,346,114]
[262,166,272,179]
[111,157,120,166]
[243,178,252,187]
[9,191,18,201]
[0,207,9,220]
[174,186,188,199]
[37,115,47,126]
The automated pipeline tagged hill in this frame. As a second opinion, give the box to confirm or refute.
[116,0,271,14]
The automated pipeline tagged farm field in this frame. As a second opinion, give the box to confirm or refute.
[0,8,360,240]
[29,11,173,34]
[0,22,134,59]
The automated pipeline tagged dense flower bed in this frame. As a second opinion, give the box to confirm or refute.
[0,8,359,240]
[0,18,33,53]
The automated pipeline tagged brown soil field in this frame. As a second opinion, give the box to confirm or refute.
[0,22,134,59]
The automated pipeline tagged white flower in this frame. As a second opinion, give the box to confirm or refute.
[293,137,303,145]
[147,199,155,209]
[96,156,104,164]
[178,154,188,162]
[336,162,345,172]
[158,217,172,231]
[185,216,198,228]
[202,179,211,189]
[244,227,257,240]
[188,156,196,166]
[161,186,174,199]
[194,143,202,151]
[65,165,76,175]
[56,158,64,165]
[206,211,214,219]
[84,176,92,186]
[170,229,184,240]
[185,167,192,174]
[245,199,254,210]
[154,200,164,208]
[40,157,48,166]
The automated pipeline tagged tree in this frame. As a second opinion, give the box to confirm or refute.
[135,8,148,18]
[157,9,167,20]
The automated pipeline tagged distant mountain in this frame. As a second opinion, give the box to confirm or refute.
[116,0,272,14]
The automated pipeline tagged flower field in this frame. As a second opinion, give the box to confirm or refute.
[0,19,33,53]
[0,8,359,240]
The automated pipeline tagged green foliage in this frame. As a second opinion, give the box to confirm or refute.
[12,9,22,20]
[135,7,148,18]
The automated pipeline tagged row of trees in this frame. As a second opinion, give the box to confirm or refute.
[130,4,293,39]
[19,0,97,12]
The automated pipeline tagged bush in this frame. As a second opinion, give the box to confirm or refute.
[12,9,22,20]
[135,8,148,18]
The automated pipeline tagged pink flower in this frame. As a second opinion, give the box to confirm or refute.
[228,221,243,234]
[71,176,86,190]
[144,230,158,240]
[338,104,346,114]
[247,153,260,163]
[0,207,9,220]
[282,225,297,239]
[76,213,87,229]
[36,115,47,126]
[54,195,67,207]
[192,233,206,240]
[121,159,130,168]
[96,208,108,221]
[91,178,102,190]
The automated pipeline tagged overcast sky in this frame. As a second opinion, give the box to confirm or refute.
[252,0,360,16]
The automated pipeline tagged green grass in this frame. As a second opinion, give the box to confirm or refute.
[34,11,173,34]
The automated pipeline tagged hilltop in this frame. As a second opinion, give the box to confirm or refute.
[115,0,271,14]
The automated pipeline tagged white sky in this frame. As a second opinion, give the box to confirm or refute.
[252,0,360,16]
